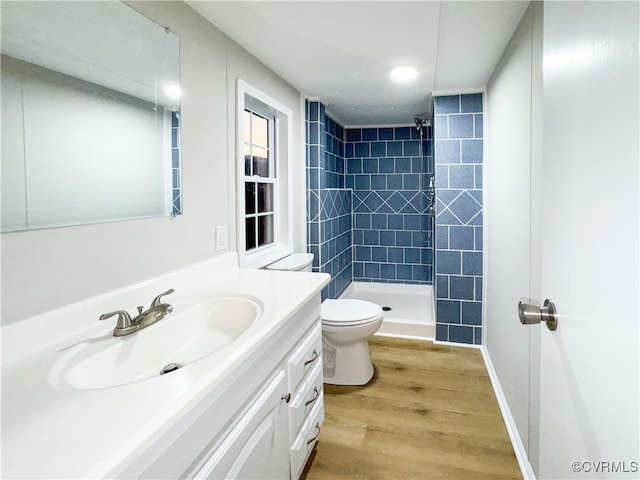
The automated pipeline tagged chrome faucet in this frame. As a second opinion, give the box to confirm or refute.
[100,289,175,337]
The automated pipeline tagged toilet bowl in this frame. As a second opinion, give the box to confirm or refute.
[266,253,383,386]
[321,298,383,385]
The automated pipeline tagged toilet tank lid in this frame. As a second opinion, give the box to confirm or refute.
[321,299,383,323]
[265,253,314,271]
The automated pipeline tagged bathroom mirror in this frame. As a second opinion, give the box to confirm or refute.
[0,1,181,233]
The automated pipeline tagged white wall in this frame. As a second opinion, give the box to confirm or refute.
[485,3,542,473]
[1,1,305,325]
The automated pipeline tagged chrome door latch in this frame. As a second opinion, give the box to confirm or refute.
[518,299,558,331]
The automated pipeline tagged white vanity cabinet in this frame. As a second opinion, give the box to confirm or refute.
[126,296,324,480]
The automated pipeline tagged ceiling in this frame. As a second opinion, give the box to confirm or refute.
[186,1,529,126]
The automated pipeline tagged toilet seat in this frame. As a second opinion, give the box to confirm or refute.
[321,299,384,327]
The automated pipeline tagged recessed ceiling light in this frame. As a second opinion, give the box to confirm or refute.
[390,65,418,83]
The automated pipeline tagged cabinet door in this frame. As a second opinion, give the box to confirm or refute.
[194,370,289,480]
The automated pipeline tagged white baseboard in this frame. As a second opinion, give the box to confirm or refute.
[433,339,482,349]
[481,346,536,480]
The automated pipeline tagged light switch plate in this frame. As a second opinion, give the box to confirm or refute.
[215,225,228,251]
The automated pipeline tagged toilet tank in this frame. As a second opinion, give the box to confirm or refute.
[265,253,314,272]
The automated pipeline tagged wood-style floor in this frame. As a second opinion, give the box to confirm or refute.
[302,336,521,480]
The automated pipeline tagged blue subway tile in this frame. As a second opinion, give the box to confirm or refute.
[474,327,482,345]
[475,277,483,301]
[371,213,387,229]
[346,129,361,142]
[462,302,482,325]
[355,142,370,157]
[353,262,363,277]
[309,102,319,122]
[345,143,354,158]
[411,157,423,174]
[371,174,387,190]
[356,246,371,261]
[380,230,395,246]
[396,231,412,246]
[394,127,411,140]
[436,324,449,342]
[379,157,395,173]
[462,139,483,164]
[436,275,449,298]
[388,214,403,229]
[435,165,449,189]
[347,158,362,174]
[379,128,393,140]
[474,226,483,250]
[380,263,396,279]
[355,213,371,229]
[413,265,429,282]
[362,128,377,141]
[365,263,380,279]
[462,252,482,275]
[397,264,413,280]
[345,175,354,189]
[371,142,386,157]
[404,214,421,231]
[395,157,411,173]
[421,248,433,264]
[448,325,474,344]
[405,248,421,263]
[387,141,403,156]
[352,229,363,245]
[388,247,403,262]
[355,175,371,190]
[371,247,387,262]
[404,140,420,156]
[450,225,475,250]
[387,174,403,190]
[363,159,379,173]
[461,93,483,113]
[435,140,460,164]
[319,103,325,121]
[434,95,460,115]
[436,250,461,274]
[474,114,484,138]
[403,174,420,190]
[364,230,379,245]
[449,115,474,139]
[437,300,461,324]
[449,276,475,300]
[434,115,448,139]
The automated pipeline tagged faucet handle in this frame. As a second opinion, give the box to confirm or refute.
[99,310,132,329]
[150,288,175,307]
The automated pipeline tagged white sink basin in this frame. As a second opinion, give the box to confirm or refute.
[53,295,262,390]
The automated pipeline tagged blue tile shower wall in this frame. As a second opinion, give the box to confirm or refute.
[345,126,434,284]
[306,101,352,299]
[171,111,182,215]
[434,93,484,345]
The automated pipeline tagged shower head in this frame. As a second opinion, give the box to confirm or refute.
[414,117,430,130]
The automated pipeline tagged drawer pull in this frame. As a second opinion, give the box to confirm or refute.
[303,349,319,366]
[304,386,320,407]
[306,423,321,445]
[281,393,291,403]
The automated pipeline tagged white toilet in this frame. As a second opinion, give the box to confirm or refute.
[266,253,383,386]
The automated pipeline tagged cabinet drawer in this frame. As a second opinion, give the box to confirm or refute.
[288,361,323,439]
[290,394,324,480]
[287,323,322,394]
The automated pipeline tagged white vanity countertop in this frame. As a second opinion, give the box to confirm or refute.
[1,254,330,479]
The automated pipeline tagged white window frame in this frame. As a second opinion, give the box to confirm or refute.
[236,79,293,268]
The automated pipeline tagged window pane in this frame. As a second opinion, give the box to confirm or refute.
[257,183,273,213]
[244,144,252,176]
[245,183,256,214]
[258,214,274,247]
[253,114,269,148]
[253,147,269,177]
[245,217,256,251]
[244,110,251,145]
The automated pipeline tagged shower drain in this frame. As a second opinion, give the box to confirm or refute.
[382,306,392,312]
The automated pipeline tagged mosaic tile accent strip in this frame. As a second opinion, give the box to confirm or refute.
[434,93,484,345]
